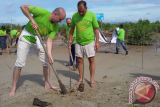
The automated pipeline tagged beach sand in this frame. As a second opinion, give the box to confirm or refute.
[0,41,160,107]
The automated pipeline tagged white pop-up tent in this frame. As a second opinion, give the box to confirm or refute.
[110,27,119,43]
[98,27,119,44]
[98,28,108,43]
[98,27,119,52]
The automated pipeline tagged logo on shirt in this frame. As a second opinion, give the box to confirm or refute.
[37,22,49,36]
[76,20,87,31]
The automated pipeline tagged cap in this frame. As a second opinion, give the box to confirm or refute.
[119,24,123,27]
[1,26,5,29]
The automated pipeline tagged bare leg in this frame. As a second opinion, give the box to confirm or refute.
[43,66,59,89]
[9,68,21,97]
[88,57,96,87]
[2,48,4,54]
[4,48,7,53]
[75,57,85,85]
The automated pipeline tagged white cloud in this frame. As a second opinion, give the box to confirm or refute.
[58,0,114,2]
[122,0,146,4]
[146,12,150,15]
[5,10,16,13]
[0,0,159,24]
[12,16,29,25]
[65,3,160,23]
[7,2,14,7]
[85,0,114,2]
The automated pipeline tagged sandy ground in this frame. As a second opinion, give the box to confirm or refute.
[0,41,160,107]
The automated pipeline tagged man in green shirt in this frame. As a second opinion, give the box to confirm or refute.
[63,18,78,67]
[7,29,22,53]
[69,0,99,87]
[0,26,7,54]
[115,24,128,55]
[9,5,66,97]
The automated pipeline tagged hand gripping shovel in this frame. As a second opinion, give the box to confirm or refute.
[68,49,77,71]
[36,30,67,94]
[78,49,85,92]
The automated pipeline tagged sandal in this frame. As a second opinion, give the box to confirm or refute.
[75,80,85,85]
[90,83,96,87]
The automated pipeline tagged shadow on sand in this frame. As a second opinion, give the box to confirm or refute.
[130,73,160,80]
[56,69,90,85]
[17,74,44,89]
[54,59,68,66]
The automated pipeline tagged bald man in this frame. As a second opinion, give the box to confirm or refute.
[63,18,78,67]
[9,5,66,97]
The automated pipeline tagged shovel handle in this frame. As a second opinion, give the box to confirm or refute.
[69,49,76,69]
[35,30,60,81]
[81,48,85,84]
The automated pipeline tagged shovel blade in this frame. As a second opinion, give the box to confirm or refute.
[78,83,84,92]
[58,80,67,94]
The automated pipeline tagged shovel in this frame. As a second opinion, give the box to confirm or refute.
[68,49,77,71]
[78,49,85,92]
[36,30,67,94]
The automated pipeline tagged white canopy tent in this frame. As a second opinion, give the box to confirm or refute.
[98,27,119,52]
[98,27,119,44]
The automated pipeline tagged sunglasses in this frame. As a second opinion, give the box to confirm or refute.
[67,23,71,24]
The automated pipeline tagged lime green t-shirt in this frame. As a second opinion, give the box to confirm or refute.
[64,23,76,44]
[0,30,6,35]
[24,6,59,43]
[71,11,99,45]
[10,30,20,39]
[117,29,125,41]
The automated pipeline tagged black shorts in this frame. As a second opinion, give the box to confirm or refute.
[16,38,19,44]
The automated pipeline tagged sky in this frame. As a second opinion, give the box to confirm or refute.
[0,0,160,25]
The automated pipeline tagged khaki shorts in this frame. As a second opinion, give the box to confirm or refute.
[15,37,49,68]
[75,41,95,58]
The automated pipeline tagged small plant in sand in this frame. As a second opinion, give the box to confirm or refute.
[128,104,138,107]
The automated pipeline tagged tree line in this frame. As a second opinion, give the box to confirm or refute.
[1,19,160,45]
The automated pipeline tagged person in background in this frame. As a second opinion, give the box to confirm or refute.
[7,29,21,53]
[115,24,128,55]
[63,18,78,68]
[0,26,7,54]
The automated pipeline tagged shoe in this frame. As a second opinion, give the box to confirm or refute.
[126,51,128,55]
[32,98,52,106]
[115,52,118,54]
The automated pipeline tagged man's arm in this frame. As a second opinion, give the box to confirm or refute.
[11,39,13,45]
[46,37,53,64]
[94,28,99,51]
[20,5,37,30]
[0,35,6,37]
[68,26,75,50]
[16,29,21,32]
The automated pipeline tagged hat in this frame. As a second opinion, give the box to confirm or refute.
[6,29,10,33]
[119,24,123,27]
[1,26,5,29]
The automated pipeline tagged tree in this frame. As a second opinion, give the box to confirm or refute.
[128,20,155,45]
